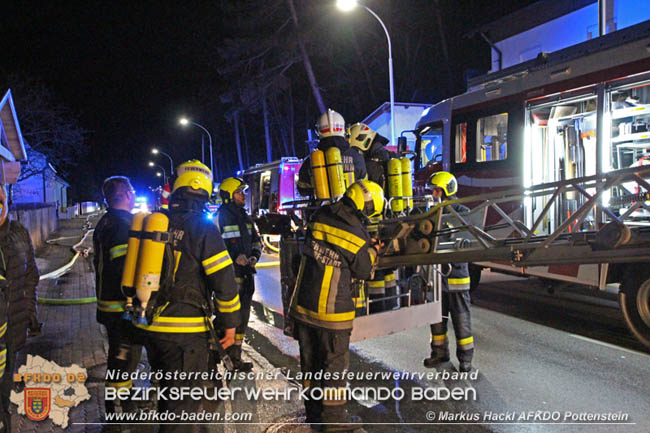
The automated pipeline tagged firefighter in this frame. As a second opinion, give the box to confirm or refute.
[0,183,40,433]
[290,179,384,432]
[349,122,397,313]
[137,160,240,433]
[297,109,367,197]
[92,176,143,423]
[217,177,261,371]
[423,172,474,372]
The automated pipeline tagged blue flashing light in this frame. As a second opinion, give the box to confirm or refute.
[205,212,215,220]
[136,196,148,203]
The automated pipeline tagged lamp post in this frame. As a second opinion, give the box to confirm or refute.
[149,162,167,185]
[337,0,396,146]
[179,117,214,177]
[151,148,174,175]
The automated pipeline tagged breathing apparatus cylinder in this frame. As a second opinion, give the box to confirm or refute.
[310,149,331,199]
[400,157,413,211]
[134,212,169,325]
[387,158,404,212]
[121,211,149,321]
[325,147,346,200]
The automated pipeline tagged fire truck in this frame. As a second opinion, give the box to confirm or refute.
[405,20,650,348]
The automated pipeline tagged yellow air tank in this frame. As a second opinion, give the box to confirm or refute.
[310,150,330,199]
[387,158,404,212]
[134,212,169,324]
[400,157,413,211]
[120,211,149,320]
[325,147,346,200]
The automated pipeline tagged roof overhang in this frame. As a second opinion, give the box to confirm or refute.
[0,89,27,162]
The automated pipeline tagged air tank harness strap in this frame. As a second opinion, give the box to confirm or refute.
[133,230,172,243]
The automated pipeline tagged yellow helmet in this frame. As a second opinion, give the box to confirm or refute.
[219,177,248,202]
[172,160,213,196]
[348,123,377,152]
[344,180,384,219]
[429,171,457,197]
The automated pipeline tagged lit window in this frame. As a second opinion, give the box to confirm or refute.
[455,123,467,163]
[476,113,508,162]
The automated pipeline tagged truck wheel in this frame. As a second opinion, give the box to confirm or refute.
[469,264,482,293]
[619,276,650,350]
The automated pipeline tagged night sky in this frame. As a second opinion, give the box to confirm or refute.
[0,0,536,201]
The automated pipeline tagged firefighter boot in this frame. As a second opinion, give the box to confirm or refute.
[227,345,253,372]
[423,325,450,368]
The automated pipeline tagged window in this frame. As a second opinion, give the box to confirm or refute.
[419,126,443,167]
[476,113,508,162]
[455,122,467,163]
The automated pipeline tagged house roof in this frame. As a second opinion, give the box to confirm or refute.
[0,89,27,162]
[466,0,596,42]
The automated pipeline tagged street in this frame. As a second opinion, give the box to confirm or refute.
[251,260,650,432]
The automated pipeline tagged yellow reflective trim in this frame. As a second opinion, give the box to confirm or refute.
[0,322,6,338]
[385,273,396,281]
[0,275,5,280]
[202,250,229,267]
[153,316,205,323]
[136,324,210,333]
[106,379,133,390]
[431,334,447,342]
[109,244,128,260]
[458,336,474,346]
[216,295,240,307]
[205,257,233,275]
[311,222,365,248]
[294,305,355,322]
[312,231,361,255]
[367,280,385,288]
[235,333,245,340]
[318,265,333,314]
[448,277,471,285]
[173,251,182,279]
[223,225,240,232]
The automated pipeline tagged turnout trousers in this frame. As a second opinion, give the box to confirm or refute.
[104,317,143,415]
[430,291,474,363]
[0,342,15,433]
[229,274,254,361]
[295,322,351,425]
[144,334,221,433]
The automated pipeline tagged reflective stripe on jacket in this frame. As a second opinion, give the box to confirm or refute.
[290,199,374,330]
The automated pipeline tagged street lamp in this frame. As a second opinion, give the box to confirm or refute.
[149,162,167,185]
[337,0,396,147]
[179,117,214,177]
[151,148,174,175]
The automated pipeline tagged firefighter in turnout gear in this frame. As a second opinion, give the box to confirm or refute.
[138,160,240,433]
[93,176,143,422]
[290,180,384,432]
[423,171,474,372]
[297,109,367,197]
[217,177,261,371]
[349,123,397,313]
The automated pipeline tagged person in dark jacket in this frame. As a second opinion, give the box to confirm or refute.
[290,180,384,432]
[0,183,40,433]
[423,172,474,373]
[297,109,367,197]
[92,176,142,421]
[217,177,261,371]
[137,160,240,433]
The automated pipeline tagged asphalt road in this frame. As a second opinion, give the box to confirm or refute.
[250,259,650,433]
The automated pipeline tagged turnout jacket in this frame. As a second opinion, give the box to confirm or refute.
[93,208,132,324]
[297,136,367,196]
[290,199,376,330]
[0,220,39,352]
[364,140,396,190]
[137,205,241,336]
[441,200,470,292]
[217,202,262,277]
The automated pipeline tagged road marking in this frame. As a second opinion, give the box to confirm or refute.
[568,333,650,357]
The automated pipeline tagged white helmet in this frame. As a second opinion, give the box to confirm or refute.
[317,109,346,138]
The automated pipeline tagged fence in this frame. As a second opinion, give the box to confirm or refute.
[9,202,58,249]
